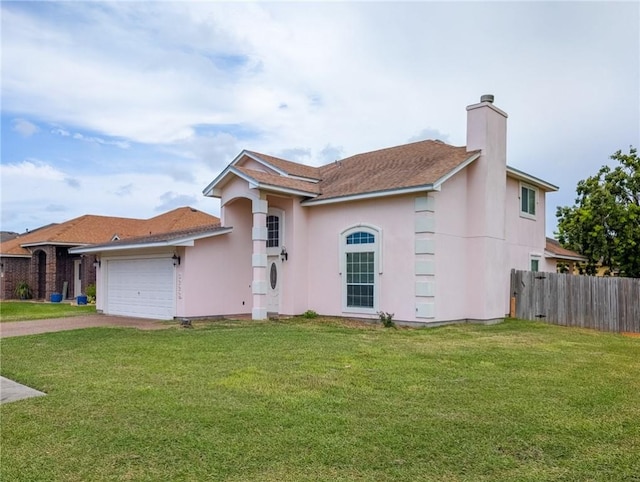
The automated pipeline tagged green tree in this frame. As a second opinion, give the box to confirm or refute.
[556,146,640,277]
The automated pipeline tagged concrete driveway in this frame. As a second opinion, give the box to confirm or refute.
[0,314,172,338]
[1,314,173,403]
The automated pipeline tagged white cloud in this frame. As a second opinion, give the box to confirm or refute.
[0,1,637,236]
[0,160,66,181]
[11,118,39,137]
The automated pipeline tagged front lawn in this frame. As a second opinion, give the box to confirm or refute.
[1,318,639,481]
[0,301,96,322]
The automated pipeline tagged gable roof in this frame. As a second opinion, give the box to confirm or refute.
[204,140,482,203]
[244,151,322,181]
[233,166,322,196]
[545,237,587,262]
[0,207,219,257]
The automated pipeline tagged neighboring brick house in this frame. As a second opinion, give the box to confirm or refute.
[0,207,219,301]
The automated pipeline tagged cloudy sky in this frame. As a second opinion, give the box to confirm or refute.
[1,1,638,236]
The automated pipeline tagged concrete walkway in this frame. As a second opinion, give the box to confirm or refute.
[0,314,172,338]
[1,314,173,403]
[1,376,46,404]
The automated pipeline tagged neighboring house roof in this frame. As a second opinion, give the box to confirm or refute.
[545,237,587,262]
[70,223,232,254]
[204,139,556,204]
[0,232,20,243]
[0,207,220,257]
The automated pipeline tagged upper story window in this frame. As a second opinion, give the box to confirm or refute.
[520,183,537,219]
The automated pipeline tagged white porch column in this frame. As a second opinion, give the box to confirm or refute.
[251,193,268,320]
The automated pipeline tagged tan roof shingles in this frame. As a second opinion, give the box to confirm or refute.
[234,166,321,195]
[314,140,478,201]
[545,237,587,260]
[246,151,322,180]
[0,207,219,256]
[82,223,228,250]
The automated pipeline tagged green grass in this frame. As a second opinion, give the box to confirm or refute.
[0,301,96,322]
[1,318,639,481]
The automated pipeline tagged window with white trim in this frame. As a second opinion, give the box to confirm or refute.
[341,226,380,312]
[520,183,537,218]
[530,258,539,272]
[266,208,284,255]
[266,215,280,248]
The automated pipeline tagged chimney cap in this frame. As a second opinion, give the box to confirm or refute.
[480,94,494,103]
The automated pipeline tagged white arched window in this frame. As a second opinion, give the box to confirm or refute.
[340,225,381,313]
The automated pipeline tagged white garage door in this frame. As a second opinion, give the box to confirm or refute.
[106,258,175,320]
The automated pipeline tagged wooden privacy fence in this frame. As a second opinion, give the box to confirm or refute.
[510,270,640,333]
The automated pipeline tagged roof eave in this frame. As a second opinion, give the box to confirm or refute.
[301,184,437,206]
[203,165,237,197]
[544,250,587,262]
[69,228,233,254]
[20,241,87,248]
[507,166,559,192]
[253,183,319,198]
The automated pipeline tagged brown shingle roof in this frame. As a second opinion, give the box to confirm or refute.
[237,140,479,203]
[545,238,587,261]
[234,166,321,195]
[0,207,219,256]
[78,223,228,250]
[246,151,322,180]
[313,140,478,201]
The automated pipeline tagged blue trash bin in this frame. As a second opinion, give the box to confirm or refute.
[50,293,62,303]
[77,295,88,305]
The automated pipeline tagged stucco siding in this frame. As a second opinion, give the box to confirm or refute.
[180,198,253,318]
[306,195,417,321]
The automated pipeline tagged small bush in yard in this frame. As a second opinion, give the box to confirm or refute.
[302,310,318,319]
[85,283,97,303]
[378,311,395,328]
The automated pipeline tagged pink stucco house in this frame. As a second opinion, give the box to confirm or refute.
[73,95,558,323]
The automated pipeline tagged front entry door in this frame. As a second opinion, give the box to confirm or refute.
[267,255,280,314]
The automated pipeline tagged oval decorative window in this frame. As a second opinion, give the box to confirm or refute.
[270,262,277,290]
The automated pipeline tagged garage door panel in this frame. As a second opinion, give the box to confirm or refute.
[106,258,175,319]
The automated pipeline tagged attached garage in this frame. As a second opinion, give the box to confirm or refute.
[69,225,233,321]
[105,257,175,319]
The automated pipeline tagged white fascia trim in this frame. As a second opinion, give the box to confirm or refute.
[167,228,233,246]
[203,164,264,198]
[254,183,319,198]
[433,152,481,189]
[202,165,236,197]
[241,151,289,177]
[20,241,85,248]
[507,166,559,192]
[544,250,587,262]
[69,228,233,254]
[301,184,436,206]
